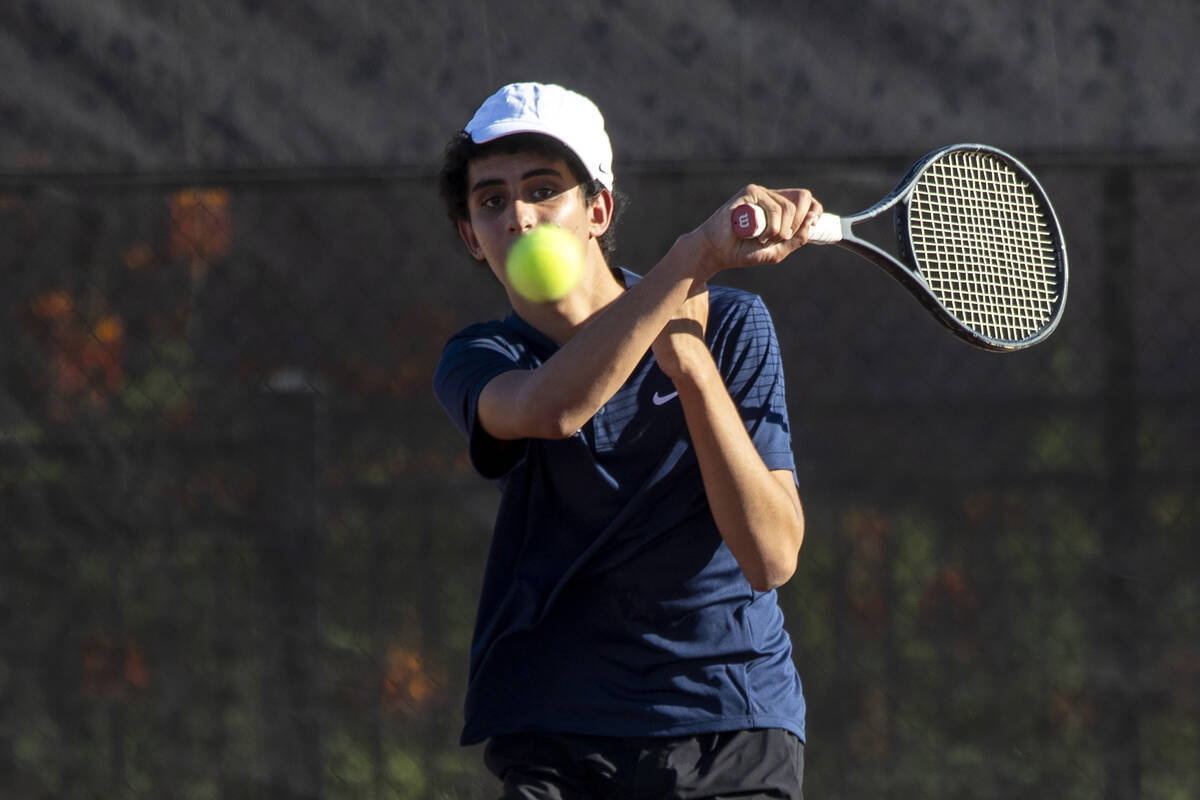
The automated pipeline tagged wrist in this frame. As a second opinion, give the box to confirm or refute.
[674,230,723,282]
[661,341,718,388]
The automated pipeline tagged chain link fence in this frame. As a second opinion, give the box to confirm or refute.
[2,154,1198,799]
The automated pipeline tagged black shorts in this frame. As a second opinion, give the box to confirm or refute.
[484,728,804,800]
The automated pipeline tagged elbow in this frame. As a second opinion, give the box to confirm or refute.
[747,557,798,593]
[527,410,582,440]
[745,542,800,592]
[744,523,804,592]
[516,391,585,440]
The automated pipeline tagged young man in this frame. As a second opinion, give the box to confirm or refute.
[434,82,823,799]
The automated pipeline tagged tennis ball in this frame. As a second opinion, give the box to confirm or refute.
[505,224,585,303]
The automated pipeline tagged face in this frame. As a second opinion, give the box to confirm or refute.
[457,151,609,285]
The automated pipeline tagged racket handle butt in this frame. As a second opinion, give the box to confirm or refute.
[731,203,766,238]
[731,203,842,244]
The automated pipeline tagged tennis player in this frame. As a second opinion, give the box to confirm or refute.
[434,82,821,799]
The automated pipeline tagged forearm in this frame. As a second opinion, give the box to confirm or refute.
[671,355,805,591]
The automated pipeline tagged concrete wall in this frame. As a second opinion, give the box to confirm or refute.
[4,0,1198,173]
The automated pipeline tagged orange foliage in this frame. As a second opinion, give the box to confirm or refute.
[94,314,124,344]
[843,509,892,634]
[82,635,148,699]
[843,508,890,562]
[30,289,126,421]
[31,289,73,320]
[920,565,979,624]
[122,241,156,271]
[168,188,233,276]
[380,645,439,715]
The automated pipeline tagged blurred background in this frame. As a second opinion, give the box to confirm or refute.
[2,1,1199,798]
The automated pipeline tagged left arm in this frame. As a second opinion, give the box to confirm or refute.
[652,288,805,592]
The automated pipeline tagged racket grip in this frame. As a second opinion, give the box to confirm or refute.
[731,203,842,245]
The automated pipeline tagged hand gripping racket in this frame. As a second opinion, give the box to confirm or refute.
[732,144,1068,351]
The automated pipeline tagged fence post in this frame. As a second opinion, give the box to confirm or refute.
[1095,164,1142,800]
[259,368,325,799]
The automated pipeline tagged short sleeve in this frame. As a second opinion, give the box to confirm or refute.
[709,293,796,476]
[433,324,530,479]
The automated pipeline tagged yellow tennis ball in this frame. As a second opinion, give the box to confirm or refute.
[505,224,584,303]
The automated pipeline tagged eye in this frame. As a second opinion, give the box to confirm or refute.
[530,186,559,202]
[477,193,505,210]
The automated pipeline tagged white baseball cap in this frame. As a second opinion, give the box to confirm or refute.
[464,82,614,190]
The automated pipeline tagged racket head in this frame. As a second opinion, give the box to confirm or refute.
[892,144,1068,351]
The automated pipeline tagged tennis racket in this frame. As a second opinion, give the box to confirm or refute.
[732,143,1068,351]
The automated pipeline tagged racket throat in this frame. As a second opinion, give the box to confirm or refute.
[836,212,914,281]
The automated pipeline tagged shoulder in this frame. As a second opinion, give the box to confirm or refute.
[442,319,519,352]
[434,319,529,405]
[706,283,777,341]
[438,316,551,367]
[708,282,766,315]
[704,284,786,395]
[433,318,541,456]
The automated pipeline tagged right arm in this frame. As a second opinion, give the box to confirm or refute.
[477,187,822,441]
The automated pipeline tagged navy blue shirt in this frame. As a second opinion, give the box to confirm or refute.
[434,270,805,745]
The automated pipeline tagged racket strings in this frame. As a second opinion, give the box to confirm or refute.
[908,151,1062,343]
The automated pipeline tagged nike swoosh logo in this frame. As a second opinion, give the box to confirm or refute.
[652,390,679,406]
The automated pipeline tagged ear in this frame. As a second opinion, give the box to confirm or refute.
[456,218,486,261]
[587,188,615,240]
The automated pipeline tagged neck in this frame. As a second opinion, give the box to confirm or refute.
[511,253,625,345]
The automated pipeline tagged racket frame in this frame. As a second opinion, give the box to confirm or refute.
[739,144,1069,352]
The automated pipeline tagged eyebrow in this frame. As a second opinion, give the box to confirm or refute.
[469,167,566,194]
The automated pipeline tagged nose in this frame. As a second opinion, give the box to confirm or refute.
[507,199,538,235]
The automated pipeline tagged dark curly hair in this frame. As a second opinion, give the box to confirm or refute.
[438,132,621,261]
